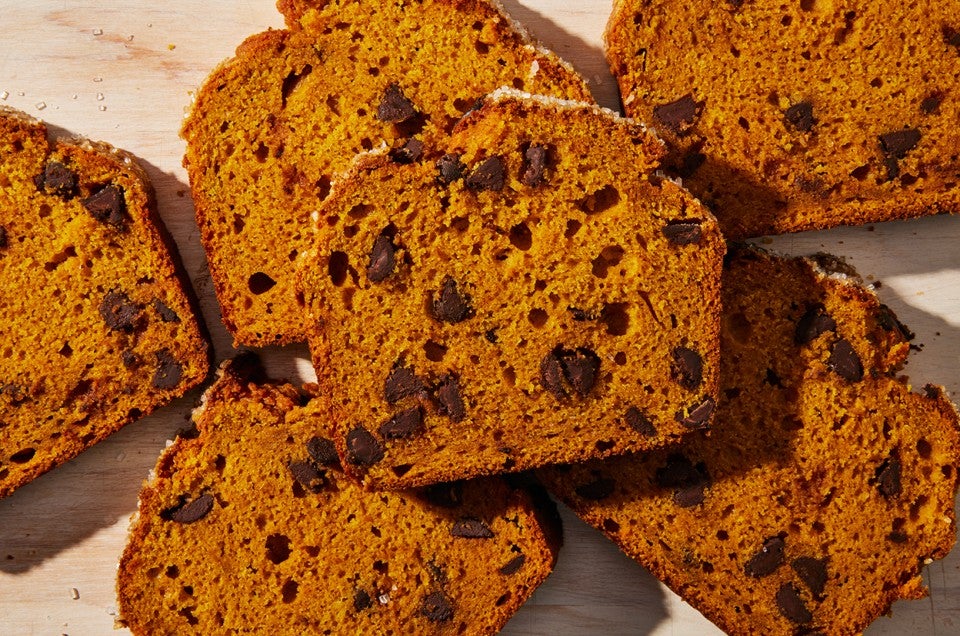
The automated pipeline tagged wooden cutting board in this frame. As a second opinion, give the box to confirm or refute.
[1,2,958,634]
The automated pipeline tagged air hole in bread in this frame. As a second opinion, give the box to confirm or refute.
[248,272,277,295]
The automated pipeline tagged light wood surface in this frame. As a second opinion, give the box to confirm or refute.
[1,2,958,635]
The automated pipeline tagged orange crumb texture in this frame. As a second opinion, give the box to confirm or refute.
[541,247,960,636]
[296,93,725,489]
[183,0,593,347]
[117,361,559,635]
[0,106,209,499]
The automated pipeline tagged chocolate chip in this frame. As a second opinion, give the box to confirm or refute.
[484,328,499,343]
[378,406,424,439]
[499,554,526,575]
[306,436,339,466]
[465,156,506,191]
[625,406,657,437]
[521,144,548,187]
[152,298,180,323]
[165,493,214,524]
[785,101,816,132]
[390,138,424,164]
[677,398,715,430]
[745,536,786,577]
[921,93,944,114]
[876,304,914,340]
[39,161,77,198]
[451,518,494,538]
[367,232,396,283]
[776,583,813,624]
[662,220,703,245]
[671,347,703,390]
[436,374,466,422]
[420,592,454,622]
[99,290,140,332]
[152,350,183,390]
[0,225,7,249]
[82,185,127,228]
[795,305,836,344]
[575,477,615,501]
[288,461,326,493]
[879,128,921,158]
[541,346,601,399]
[384,362,425,403]
[345,426,384,466]
[420,482,464,508]
[653,94,703,135]
[376,83,417,123]
[121,351,141,369]
[656,454,711,508]
[792,556,828,597]
[436,153,466,184]
[353,589,373,611]
[431,277,473,323]
[876,456,902,498]
[828,339,863,382]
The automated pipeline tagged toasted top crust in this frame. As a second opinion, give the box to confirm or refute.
[606,0,960,238]
[182,0,592,346]
[117,356,560,635]
[541,246,960,635]
[296,93,724,488]
[0,107,210,498]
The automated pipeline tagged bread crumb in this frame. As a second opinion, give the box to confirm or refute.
[70,588,80,600]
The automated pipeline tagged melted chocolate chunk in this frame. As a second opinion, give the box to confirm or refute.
[384,362,425,403]
[152,350,183,390]
[876,304,915,340]
[879,128,921,158]
[431,277,473,323]
[376,83,417,123]
[0,225,7,249]
[499,554,526,575]
[656,454,711,508]
[653,94,703,135]
[921,93,944,114]
[390,138,424,164]
[944,25,960,48]
[420,592,454,622]
[164,493,214,524]
[540,346,601,399]
[367,232,396,283]
[575,477,615,501]
[306,436,339,466]
[795,305,837,344]
[451,518,494,538]
[152,298,180,323]
[785,101,816,132]
[876,456,902,498]
[378,406,424,439]
[792,556,828,597]
[436,153,466,184]
[676,397,717,428]
[353,589,373,611]
[345,426,384,466]
[100,290,140,332]
[671,347,703,390]
[776,583,813,624]
[521,144,548,187]
[82,185,127,228]
[288,461,326,493]
[828,339,863,382]
[436,374,466,422]
[662,220,703,245]
[625,406,657,437]
[39,161,77,198]
[744,536,786,577]
[121,351,141,369]
[465,156,506,192]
